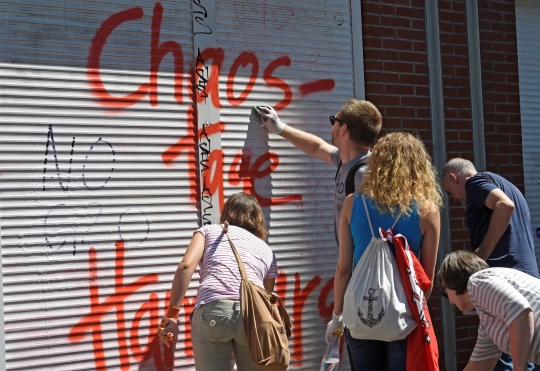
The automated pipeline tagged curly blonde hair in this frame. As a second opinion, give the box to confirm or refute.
[360,132,443,217]
[220,192,268,240]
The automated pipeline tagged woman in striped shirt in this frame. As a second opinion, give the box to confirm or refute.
[157,192,278,371]
[437,250,540,370]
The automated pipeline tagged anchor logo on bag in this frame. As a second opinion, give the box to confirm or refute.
[358,287,385,328]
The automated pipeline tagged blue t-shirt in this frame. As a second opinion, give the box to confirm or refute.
[350,193,423,267]
[465,172,539,277]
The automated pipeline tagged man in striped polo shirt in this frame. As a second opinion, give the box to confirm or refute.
[437,250,540,370]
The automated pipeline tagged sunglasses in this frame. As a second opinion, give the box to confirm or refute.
[329,115,347,126]
[441,290,448,299]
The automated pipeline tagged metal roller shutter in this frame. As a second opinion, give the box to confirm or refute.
[516,0,540,265]
[215,0,358,369]
[0,0,363,369]
[0,1,197,370]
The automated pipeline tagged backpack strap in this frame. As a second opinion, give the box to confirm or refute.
[362,194,404,236]
[361,194,375,238]
[391,212,403,229]
[335,156,369,195]
[345,157,368,195]
[334,160,342,182]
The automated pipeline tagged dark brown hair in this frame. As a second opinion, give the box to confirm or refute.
[436,250,489,294]
[220,192,267,240]
[339,99,382,146]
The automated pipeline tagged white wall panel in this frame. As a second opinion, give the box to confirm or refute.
[516,1,540,265]
[0,0,362,370]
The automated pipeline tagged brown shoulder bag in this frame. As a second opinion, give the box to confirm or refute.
[222,223,292,371]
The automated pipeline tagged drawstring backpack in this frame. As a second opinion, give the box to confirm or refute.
[380,228,439,371]
[342,195,416,341]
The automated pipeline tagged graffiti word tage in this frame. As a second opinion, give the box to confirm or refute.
[229,149,301,207]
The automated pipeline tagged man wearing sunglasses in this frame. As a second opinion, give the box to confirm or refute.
[255,99,382,369]
[437,250,540,371]
[255,99,382,246]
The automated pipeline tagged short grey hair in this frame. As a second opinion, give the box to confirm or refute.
[442,158,477,180]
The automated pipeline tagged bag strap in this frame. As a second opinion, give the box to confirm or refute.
[335,155,369,196]
[345,157,368,195]
[221,223,292,334]
[361,194,375,238]
[361,194,403,236]
[221,222,248,280]
[391,212,403,229]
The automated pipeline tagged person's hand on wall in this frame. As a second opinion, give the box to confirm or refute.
[255,105,286,134]
[325,312,345,343]
[158,306,180,347]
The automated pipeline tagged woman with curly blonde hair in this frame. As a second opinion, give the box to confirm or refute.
[157,192,278,370]
[328,132,442,371]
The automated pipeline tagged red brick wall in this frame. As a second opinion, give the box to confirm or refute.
[361,0,446,369]
[438,1,481,368]
[361,0,524,369]
[478,0,524,191]
[361,0,432,144]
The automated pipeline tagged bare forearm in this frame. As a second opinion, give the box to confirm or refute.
[475,202,513,260]
[509,309,534,370]
[280,125,335,164]
[169,263,196,308]
[333,266,351,316]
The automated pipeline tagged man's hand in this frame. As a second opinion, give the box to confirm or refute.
[158,315,178,347]
[325,312,344,343]
[256,105,286,134]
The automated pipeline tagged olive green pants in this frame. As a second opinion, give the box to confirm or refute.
[191,299,258,371]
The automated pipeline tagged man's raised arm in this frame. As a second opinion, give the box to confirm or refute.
[256,105,336,166]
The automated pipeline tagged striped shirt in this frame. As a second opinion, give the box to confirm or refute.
[468,268,540,364]
[194,224,278,308]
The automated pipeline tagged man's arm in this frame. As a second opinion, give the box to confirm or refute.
[280,125,336,165]
[256,105,336,165]
[474,189,515,260]
[463,358,499,371]
[508,308,534,370]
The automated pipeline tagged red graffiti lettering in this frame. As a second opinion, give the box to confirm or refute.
[150,3,184,106]
[88,7,147,109]
[88,3,183,109]
[263,56,292,111]
[299,79,335,96]
[131,297,153,361]
[68,241,169,370]
[227,52,259,106]
[229,149,302,206]
[292,273,321,364]
[275,270,288,302]
[317,277,335,319]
